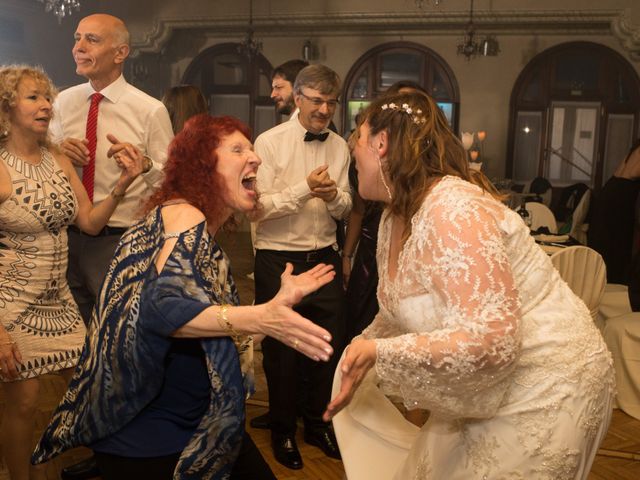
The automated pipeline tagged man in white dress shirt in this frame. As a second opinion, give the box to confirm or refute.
[249,58,310,432]
[50,14,173,324]
[50,14,173,480]
[253,64,351,469]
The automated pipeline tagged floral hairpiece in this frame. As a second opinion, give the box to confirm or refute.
[381,103,426,125]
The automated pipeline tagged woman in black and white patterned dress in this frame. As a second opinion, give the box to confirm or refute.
[0,65,143,480]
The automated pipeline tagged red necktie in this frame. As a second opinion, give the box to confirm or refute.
[82,92,104,202]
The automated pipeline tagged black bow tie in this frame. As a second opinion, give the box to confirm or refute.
[304,131,330,142]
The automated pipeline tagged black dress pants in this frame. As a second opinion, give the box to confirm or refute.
[255,248,346,435]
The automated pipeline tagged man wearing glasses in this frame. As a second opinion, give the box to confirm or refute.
[252,64,351,469]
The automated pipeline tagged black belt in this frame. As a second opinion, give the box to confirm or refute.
[68,225,128,237]
[261,246,336,263]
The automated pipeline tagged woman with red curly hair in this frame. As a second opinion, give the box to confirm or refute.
[34,114,336,480]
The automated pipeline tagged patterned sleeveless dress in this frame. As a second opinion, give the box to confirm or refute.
[0,146,85,381]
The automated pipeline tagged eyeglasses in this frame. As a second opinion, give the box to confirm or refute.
[299,92,339,109]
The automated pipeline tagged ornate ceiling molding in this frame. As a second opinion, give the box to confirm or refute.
[130,9,623,58]
[612,10,640,61]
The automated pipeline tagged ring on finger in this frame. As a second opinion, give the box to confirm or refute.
[293,339,299,350]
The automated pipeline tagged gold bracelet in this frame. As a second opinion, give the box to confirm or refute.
[217,304,240,341]
[110,188,126,202]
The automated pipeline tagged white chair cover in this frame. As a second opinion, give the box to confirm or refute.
[597,283,631,332]
[550,246,606,321]
[603,312,640,420]
[525,201,558,233]
[569,189,591,244]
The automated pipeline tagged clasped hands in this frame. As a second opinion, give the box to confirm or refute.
[307,165,338,202]
[60,134,145,182]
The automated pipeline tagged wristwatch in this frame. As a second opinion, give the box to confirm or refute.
[142,155,153,174]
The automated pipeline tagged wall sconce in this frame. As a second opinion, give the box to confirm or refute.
[302,40,316,62]
[480,36,500,56]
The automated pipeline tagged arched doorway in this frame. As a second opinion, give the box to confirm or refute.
[508,41,640,188]
[342,41,460,134]
[182,43,276,139]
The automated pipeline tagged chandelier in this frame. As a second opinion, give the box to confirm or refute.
[38,0,80,21]
[457,0,500,60]
[237,0,262,59]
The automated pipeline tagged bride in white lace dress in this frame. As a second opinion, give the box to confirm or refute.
[325,92,615,479]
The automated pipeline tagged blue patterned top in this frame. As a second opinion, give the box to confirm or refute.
[33,207,251,479]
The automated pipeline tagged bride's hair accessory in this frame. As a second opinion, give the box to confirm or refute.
[380,103,426,125]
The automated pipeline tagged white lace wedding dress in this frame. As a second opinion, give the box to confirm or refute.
[334,176,615,480]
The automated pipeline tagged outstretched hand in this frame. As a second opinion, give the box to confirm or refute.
[273,262,335,308]
[262,263,337,362]
[323,338,377,421]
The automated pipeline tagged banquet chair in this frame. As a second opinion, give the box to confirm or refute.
[603,312,640,421]
[527,176,553,207]
[553,183,590,223]
[568,189,591,244]
[596,284,640,422]
[525,202,558,233]
[597,283,631,331]
[550,246,606,322]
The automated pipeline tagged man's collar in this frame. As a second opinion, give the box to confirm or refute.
[85,74,127,103]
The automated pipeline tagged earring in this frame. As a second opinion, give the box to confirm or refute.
[377,155,392,201]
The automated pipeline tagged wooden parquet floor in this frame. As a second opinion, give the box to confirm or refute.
[1,231,639,479]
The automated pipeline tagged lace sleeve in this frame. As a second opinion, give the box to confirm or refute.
[361,311,404,340]
[375,185,521,419]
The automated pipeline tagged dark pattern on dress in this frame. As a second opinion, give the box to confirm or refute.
[33,208,251,480]
[0,147,84,380]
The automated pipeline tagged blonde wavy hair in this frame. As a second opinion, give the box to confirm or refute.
[359,91,501,238]
[0,64,57,146]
